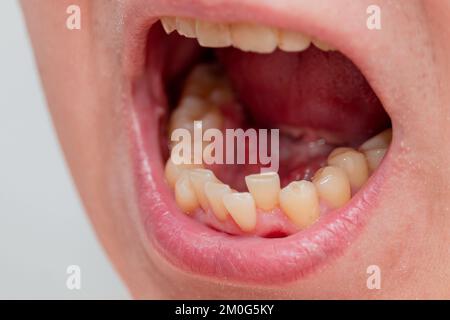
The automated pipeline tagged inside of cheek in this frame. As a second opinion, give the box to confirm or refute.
[145,23,391,237]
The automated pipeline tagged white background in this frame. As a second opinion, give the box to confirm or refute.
[0,1,129,299]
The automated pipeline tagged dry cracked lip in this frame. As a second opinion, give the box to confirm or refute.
[123,0,397,285]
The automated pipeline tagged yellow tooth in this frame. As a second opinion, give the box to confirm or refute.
[328,148,369,190]
[165,157,203,188]
[359,129,392,151]
[364,148,387,173]
[189,169,219,210]
[204,182,232,221]
[222,192,257,232]
[201,107,223,131]
[328,147,353,159]
[312,39,334,51]
[209,86,234,105]
[169,96,209,134]
[313,166,351,209]
[231,23,278,53]
[161,17,176,34]
[279,181,320,229]
[196,20,232,48]
[175,172,200,213]
[183,64,224,98]
[278,30,311,52]
[245,172,280,211]
[176,17,197,38]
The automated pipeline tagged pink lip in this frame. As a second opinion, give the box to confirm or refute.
[123,0,393,285]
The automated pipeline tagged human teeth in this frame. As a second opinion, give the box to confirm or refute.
[231,23,278,53]
[189,169,219,210]
[245,172,280,211]
[175,17,197,38]
[278,30,311,52]
[175,172,200,213]
[165,157,202,188]
[364,148,387,172]
[161,17,176,34]
[279,181,320,228]
[196,20,232,48]
[204,182,232,221]
[222,192,257,232]
[312,39,334,51]
[360,129,392,151]
[313,166,351,209]
[328,148,369,190]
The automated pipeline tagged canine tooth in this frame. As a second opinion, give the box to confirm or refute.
[196,20,232,48]
[279,181,320,228]
[278,30,311,52]
[189,169,219,210]
[165,157,202,188]
[359,129,392,151]
[328,149,369,190]
[222,192,257,232]
[204,182,232,221]
[175,172,199,213]
[231,23,278,53]
[245,172,280,211]
[161,17,176,34]
[176,17,197,38]
[312,39,334,51]
[364,148,387,172]
[313,166,351,209]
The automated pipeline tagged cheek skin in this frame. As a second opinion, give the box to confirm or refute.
[21,0,450,299]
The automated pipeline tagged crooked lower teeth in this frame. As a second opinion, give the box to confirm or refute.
[163,64,391,234]
[160,17,334,54]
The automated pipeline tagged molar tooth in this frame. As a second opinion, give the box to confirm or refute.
[222,192,257,232]
[364,148,387,173]
[175,172,200,213]
[176,17,197,38]
[161,17,176,34]
[313,166,351,209]
[231,23,278,54]
[359,129,392,151]
[204,182,232,221]
[312,39,334,51]
[165,157,202,188]
[278,30,311,52]
[196,20,232,48]
[189,169,219,210]
[328,149,369,190]
[279,181,320,228]
[245,172,280,211]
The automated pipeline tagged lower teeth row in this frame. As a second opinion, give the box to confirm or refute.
[164,64,392,233]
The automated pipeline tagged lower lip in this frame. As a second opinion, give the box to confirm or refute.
[125,23,390,286]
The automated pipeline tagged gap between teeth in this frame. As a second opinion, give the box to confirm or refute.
[164,64,391,233]
[160,17,335,53]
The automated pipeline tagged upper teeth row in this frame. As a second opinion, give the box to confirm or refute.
[160,17,334,53]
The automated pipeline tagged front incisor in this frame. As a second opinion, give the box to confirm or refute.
[313,166,351,209]
[222,192,257,232]
[231,23,278,54]
[204,182,232,221]
[328,148,369,190]
[189,169,218,210]
[245,172,280,211]
[279,181,320,229]
[175,172,200,213]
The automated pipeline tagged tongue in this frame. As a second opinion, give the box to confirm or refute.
[216,46,390,145]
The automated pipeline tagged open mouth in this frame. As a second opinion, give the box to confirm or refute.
[126,5,395,284]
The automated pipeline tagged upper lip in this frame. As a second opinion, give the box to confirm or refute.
[123,0,396,284]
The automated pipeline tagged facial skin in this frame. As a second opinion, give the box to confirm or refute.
[21,0,450,299]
